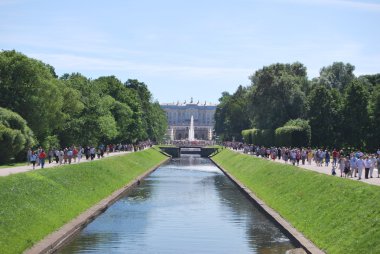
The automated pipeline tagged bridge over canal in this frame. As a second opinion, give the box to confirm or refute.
[159,145,219,158]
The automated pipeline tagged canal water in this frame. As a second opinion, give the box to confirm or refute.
[59,155,298,254]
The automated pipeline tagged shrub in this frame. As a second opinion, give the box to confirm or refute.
[241,128,274,146]
[0,107,36,163]
[275,119,311,147]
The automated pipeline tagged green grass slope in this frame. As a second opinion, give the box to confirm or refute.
[0,149,167,254]
[212,149,380,254]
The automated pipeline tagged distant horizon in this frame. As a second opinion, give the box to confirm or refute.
[1,0,379,103]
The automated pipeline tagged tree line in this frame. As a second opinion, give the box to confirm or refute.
[215,62,380,150]
[0,50,168,163]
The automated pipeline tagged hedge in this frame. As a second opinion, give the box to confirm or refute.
[241,128,274,146]
[275,119,311,147]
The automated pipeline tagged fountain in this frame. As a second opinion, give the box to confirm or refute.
[170,128,174,141]
[188,115,195,141]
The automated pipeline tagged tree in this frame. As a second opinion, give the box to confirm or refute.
[0,50,64,143]
[0,107,36,163]
[341,79,369,148]
[319,62,355,92]
[367,85,380,149]
[214,86,250,141]
[307,84,341,147]
[248,63,308,130]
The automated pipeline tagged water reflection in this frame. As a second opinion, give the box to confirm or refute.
[59,155,297,254]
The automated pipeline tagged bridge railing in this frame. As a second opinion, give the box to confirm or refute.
[169,140,216,147]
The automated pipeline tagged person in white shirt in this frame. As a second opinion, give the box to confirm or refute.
[364,157,371,179]
[356,157,365,180]
[349,155,357,178]
[369,155,375,178]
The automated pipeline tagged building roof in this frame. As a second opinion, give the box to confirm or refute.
[160,101,218,107]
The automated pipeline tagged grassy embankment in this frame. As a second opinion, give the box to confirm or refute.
[212,149,380,254]
[0,149,167,254]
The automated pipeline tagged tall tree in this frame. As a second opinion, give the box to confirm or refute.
[214,86,250,141]
[307,85,341,147]
[248,63,308,130]
[341,79,369,148]
[367,84,380,149]
[0,50,64,143]
[319,62,355,92]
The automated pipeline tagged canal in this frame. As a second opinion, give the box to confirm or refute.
[59,155,298,253]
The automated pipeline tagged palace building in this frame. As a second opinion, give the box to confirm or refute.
[160,98,217,140]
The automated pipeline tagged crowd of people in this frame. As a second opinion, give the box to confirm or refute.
[26,141,154,170]
[223,142,380,180]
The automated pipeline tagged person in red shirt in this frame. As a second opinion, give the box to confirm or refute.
[39,149,47,168]
[332,149,339,167]
[73,147,78,163]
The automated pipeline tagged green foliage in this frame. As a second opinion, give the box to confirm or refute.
[214,86,250,141]
[0,149,167,254]
[241,128,274,146]
[0,107,36,163]
[213,149,380,254]
[41,135,60,150]
[216,60,379,150]
[241,129,252,144]
[367,85,380,149]
[0,51,167,156]
[275,118,311,147]
[319,62,355,92]
[342,79,369,149]
[0,50,64,143]
[248,62,308,130]
[307,84,342,147]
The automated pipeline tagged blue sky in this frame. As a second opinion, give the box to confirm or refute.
[1,0,379,103]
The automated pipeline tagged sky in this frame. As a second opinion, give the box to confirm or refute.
[1,0,379,104]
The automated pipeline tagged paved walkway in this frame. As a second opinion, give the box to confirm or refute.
[0,151,131,177]
[231,149,380,186]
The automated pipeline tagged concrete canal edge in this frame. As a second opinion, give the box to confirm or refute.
[210,158,325,254]
[24,157,170,254]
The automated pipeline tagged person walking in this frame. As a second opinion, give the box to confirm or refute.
[48,149,54,164]
[350,154,357,178]
[332,149,338,167]
[77,146,83,163]
[67,148,73,164]
[39,149,46,169]
[325,150,330,167]
[338,156,345,177]
[30,151,37,169]
[364,156,371,179]
[369,155,375,178]
[27,148,32,165]
[59,149,64,165]
[344,156,351,178]
[90,146,96,160]
[54,148,59,163]
[307,148,313,165]
[356,156,365,180]
[73,147,78,163]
